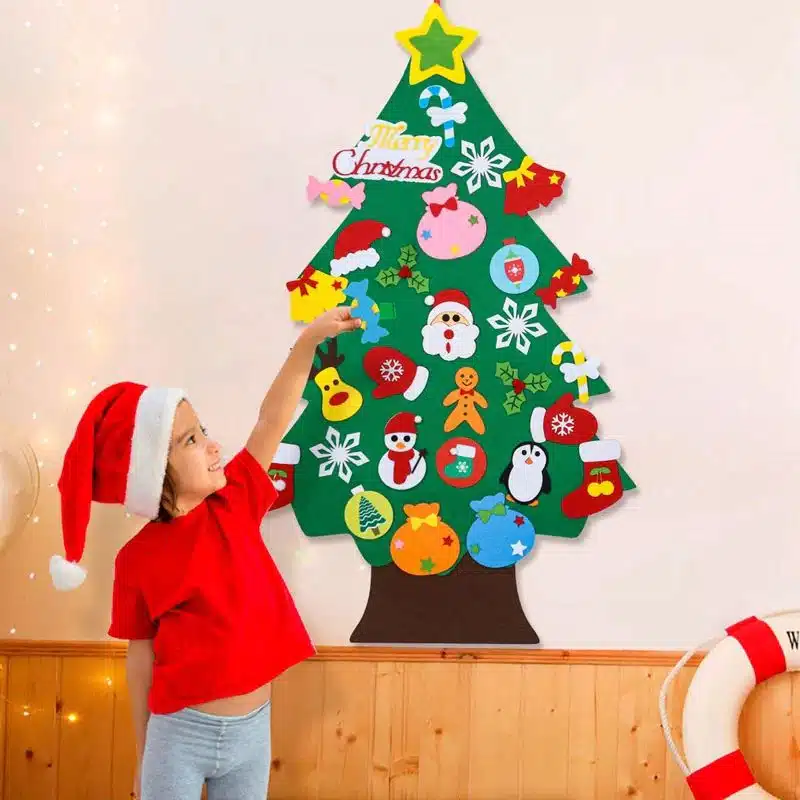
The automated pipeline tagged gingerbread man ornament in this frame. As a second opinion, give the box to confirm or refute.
[443,367,488,435]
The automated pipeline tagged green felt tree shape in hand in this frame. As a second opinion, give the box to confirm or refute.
[281,0,635,645]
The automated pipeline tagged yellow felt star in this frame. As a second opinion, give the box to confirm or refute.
[395,3,478,86]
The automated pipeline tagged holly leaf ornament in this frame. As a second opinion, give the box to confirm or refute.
[377,267,401,288]
[495,361,518,386]
[503,389,527,415]
[524,372,552,393]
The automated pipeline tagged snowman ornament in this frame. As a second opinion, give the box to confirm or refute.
[378,412,427,491]
[499,442,551,506]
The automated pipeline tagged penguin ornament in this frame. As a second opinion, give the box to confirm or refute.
[500,442,551,506]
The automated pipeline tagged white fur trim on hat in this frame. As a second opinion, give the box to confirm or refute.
[450,443,477,458]
[426,301,472,324]
[530,406,546,443]
[330,247,380,277]
[403,365,429,402]
[125,387,186,520]
[578,439,621,463]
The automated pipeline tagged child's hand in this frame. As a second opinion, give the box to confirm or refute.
[304,306,361,345]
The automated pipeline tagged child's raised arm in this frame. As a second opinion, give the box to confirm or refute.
[245,306,360,472]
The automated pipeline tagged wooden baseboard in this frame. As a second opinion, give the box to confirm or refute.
[0,639,705,666]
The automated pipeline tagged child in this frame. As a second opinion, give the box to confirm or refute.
[49,306,361,800]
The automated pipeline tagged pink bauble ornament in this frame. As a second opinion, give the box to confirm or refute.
[416,183,486,260]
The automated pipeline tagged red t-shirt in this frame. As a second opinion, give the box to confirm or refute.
[108,447,316,714]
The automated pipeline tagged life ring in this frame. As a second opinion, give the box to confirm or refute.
[659,610,800,799]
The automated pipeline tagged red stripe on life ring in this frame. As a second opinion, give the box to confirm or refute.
[726,616,787,684]
[687,750,755,800]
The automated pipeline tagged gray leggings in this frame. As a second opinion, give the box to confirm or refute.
[141,700,271,799]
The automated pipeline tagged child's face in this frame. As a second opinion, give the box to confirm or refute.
[167,400,226,504]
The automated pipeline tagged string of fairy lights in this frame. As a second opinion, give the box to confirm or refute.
[1,1,125,706]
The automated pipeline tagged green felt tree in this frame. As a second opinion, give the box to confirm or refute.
[282,0,635,645]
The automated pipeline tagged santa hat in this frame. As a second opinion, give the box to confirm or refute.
[384,412,422,436]
[424,288,472,324]
[330,219,391,277]
[50,381,185,591]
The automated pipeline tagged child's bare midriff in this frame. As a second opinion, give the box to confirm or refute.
[191,681,272,716]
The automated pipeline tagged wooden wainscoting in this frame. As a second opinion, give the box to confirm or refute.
[0,642,798,799]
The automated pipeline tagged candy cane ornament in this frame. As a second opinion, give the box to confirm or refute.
[552,341,601,403]
[419,85,461,148]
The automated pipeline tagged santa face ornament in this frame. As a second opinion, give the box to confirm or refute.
[421,289,480,362]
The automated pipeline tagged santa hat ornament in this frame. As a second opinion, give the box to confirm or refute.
[424,288,472,324]
[330,219,391,277]
[363,347,429,401]
[50,381,185,591]
[384,412,422,437]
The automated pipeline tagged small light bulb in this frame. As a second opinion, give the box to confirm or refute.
[66,713,78,723]
[32,516,39,524]
[10,291,18,300]
[28,248,35,255]
[67,388,77,397]
[9,343,17,352]
[105,677,113,687]
[16,208,25,215]
[56,151,63,158]
[22,707,30,717]
[63,102,72,111]
[35,360,42,367]
[24,20,32,28]
[71,238,79,245]
[100,220,108,228]
[33,67,42,75]
[37,460,44,468]
[71,186,78,193]
[47,252,53,258]
[63,129,69,136]
[32,412,37,420]
[29,572,36,580]
[45,305,52,312]
[36,164,44,172]
[9,628,16,635]
[32,121,40,128]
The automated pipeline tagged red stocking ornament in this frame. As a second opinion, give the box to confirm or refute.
[268,443,300,510]
[562,440,623,519]
[529,393,598,446]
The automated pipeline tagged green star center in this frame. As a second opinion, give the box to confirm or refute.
[409,20,464,71]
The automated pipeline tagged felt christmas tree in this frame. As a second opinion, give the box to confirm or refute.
[281,0,635,644]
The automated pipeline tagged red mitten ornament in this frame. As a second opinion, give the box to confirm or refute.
[268,443,300,510]
[529,394,598,446]
[502,156,566,216]
[363,346,429,401]
[561,440,623,519]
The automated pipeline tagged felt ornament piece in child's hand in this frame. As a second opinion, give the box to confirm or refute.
[304,306,362,344]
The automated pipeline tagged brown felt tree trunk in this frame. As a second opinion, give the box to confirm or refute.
[350,557,539,645]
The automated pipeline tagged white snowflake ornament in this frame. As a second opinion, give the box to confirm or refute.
[451,137,511,194]
[309,426,369,484]
[487,298,547,355]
